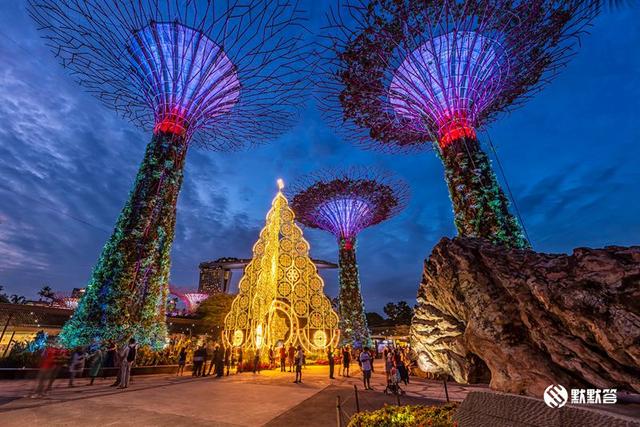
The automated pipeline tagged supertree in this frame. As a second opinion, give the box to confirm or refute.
[319,0,595,248]
[29,0,309,348]
[289,169,409,346]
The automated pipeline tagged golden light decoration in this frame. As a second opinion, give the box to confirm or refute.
[223,179,340,354]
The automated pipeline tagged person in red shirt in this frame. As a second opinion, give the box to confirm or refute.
[31,343,66,397]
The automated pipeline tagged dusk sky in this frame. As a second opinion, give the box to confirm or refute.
[0,2,638,314]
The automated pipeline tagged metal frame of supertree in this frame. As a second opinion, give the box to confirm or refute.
[29,0,310,349]
[289,168,409,347]
[318,0,596,248]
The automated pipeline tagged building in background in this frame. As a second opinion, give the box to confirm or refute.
[199,257,338,294]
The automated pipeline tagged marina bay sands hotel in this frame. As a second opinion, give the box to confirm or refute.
[198,257,337,294]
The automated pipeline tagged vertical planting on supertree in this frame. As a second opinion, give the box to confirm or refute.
[290,169,409,347]
[29,0,309,348]
[319,0,595,248]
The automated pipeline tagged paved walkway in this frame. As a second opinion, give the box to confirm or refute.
[1,365,637,425]
[0,365,477,426]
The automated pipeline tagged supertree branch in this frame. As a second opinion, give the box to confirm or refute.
[29,0,310,150]
[289,168,409,346]
[30,0,310,348]
[317,0,595,248]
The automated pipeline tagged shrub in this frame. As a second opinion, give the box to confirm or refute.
[348,403,458,427]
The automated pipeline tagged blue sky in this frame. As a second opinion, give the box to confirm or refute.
[0,2,638,313]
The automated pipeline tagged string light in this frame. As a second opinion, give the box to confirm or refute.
[223,180,340,354]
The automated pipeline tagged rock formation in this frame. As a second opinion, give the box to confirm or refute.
[410,237,640,396]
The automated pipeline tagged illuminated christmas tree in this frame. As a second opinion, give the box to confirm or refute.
[223,180,340,356]
[290,169,409,347]
[29,0,309,348]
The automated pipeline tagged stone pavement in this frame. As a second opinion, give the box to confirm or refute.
[0,365,637,426]
[0,365,475,426]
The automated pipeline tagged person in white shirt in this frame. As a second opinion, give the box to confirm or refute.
[359,346,373,390]
[294,346,304,383]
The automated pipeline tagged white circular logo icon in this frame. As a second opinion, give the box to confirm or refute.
[544,384,568,408]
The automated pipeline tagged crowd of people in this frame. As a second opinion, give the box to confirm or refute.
[30,337,139,398]
[28,335,413,398]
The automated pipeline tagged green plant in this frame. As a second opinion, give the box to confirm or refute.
[348,403,458,427]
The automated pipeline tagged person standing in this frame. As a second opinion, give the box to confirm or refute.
[88,345,104,385]
[203,344,211,376]
[224,346,231,376]
[359,346,373,390]
[103,341,116,379]
[177,347,187,376]
[279,345,286,372]
[215,345,224,377]
[294,345,304,383]
[193,345,205,376]
[253,349,261,374]
[237,347,244,373]
[342,346,351,377]
[118,338,137,389]
[287,344,295,373]
[68,347,86,387]
[110,342,123,387]
[327,346,335,379]
[268,346,275,369]
[208,345,219,376]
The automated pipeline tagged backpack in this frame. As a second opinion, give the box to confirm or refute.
[127,345,137,362]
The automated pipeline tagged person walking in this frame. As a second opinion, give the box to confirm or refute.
[68,347,86,387]
[237,347,243,373]
[294,345,304,383]
[327,346,335,379]
[287,344,295,373]
[118,338,137,389]
[88,345,104,385]
[224,346,231,376]
[341,346,351,377]
[359,346,373,390]
[177,347,187,376]
[31,342,64,397]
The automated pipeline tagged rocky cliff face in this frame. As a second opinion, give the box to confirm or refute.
[410,237,640,396]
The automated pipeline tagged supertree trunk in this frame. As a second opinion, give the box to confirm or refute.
[59,131,188,348]
[338,237,371,347]
[439,137,530,249]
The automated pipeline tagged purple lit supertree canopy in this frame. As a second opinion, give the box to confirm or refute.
[29,0,309,349]
[290,169,409,346]
[319,0,595,249]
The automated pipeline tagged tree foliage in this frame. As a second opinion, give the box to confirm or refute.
[196,293,235,338]
[38,285,55,304]
[383,301,414,326]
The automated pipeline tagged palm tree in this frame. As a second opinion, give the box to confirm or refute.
[38,285,55,305]
[10,295,26,304]
[0,286,9,304]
